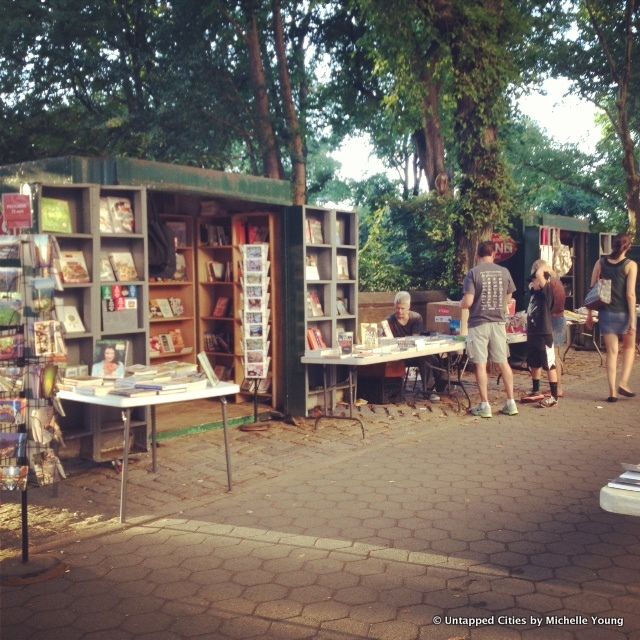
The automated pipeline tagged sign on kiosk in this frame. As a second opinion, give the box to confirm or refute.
[426,301,469,335]
[491,232,517,263]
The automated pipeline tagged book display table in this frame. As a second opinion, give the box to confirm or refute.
[600,485,640,517]
[302,339,467,436]
[57,382,240,522]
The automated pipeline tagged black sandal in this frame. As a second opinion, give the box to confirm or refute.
[618,387,636,398]
[607,396,618,403]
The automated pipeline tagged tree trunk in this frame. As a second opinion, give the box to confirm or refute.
[420,58,447,193]
[245,9,283,179]
[272,0,306,203]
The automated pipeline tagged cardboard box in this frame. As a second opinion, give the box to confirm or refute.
[426,301,469,335]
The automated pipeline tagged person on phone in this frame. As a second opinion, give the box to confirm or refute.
[521,261,559,408]
[586,233,637,402]
[91,345,125,378]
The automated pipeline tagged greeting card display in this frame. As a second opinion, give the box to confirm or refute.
[240,244,271,382]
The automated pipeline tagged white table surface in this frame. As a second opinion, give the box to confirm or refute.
[57,381,240,407]
[301,340,465,367]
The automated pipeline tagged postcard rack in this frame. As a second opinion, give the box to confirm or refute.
[0,234,67,563]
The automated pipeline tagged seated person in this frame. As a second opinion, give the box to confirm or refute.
[386,291,424,337]
[386,291,440,401]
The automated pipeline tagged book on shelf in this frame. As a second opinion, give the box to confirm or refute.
[336,255,350,280]
[0,292,23,327]
[305,254,320,280]
[168,297,184,316]
[165,220,188,247]
[247,223,268,244]
[197,351,219,386]
[108,251,138,281]
[337,331,354,355]
[233,220,247,245]
[149,299,163,319]
[241,377,254,392]
[307,289,324,317]
[91,339,129,378]
[173,252,187,281]
[159,333,176,353]
[99,197,114,233]
[0,266,21,293]
[56,304,86,333]
[335,218,347,245]
[169,328,185,351]
[99,255,117,282]
[212,296,230,318]
[106,196,135,233]
[59,250,90,284]
[41,197,73,233]
[306,216,324,244]
[336,297,349,316]
[207,260,226,281]
[155,298,174,318]
[306,327,327,350]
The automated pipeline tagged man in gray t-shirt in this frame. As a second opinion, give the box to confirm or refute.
[461,240,517,418]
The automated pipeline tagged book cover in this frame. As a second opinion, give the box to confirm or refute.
[247,223,268,244]
[307,328,319,350]
[107,196,135,233]
[41,197,73,233]
[157,298,174,318]
[197,351,219,386]
[168,297,184,316]
[212,296,230,318]
[159,333,176,353]
[338,331,354,355]
[92,339,129,378]
[307,216,324,244]
[99,197,114,233]
[108,251,138,281]
[360,322,379,348]
[336,255,350,280]
[0,292,23,327]
[336,298,349,316]
[99,255,117,282]
[0,266,21,293]
[335,218,347,244]
[169,328,185,351]
[0,236,21,261]
[257,376,272,394]
[59,250,90,284]
[305,254,320,280]
[380,319,394,338]
[33,320,66,357]
[149,299,164,319]
[58,305,86,333]
[308,289,324,317]
[29,234,53,268]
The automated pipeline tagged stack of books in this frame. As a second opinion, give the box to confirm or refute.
[608,463,640,492]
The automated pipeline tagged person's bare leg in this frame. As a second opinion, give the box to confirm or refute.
[554,348,563,395]
[497,361,514,400]
[603,334,619,398]
[619,331,636,392]
[475,363,489,403]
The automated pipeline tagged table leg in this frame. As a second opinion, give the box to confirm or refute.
[119,409,131,524]
[313,364,365,437]
[151,405,157,473]
[220,397,232,491]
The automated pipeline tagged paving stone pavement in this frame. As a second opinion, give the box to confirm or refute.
[2,353,640,639]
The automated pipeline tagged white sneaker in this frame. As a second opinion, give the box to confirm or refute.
[500,400,518,416]
[429,392,441,402]
[470,404,492,418]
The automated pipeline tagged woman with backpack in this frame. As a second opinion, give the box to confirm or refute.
[586,234,637,402]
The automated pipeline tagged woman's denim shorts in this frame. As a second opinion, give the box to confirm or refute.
[599,309,630,335]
